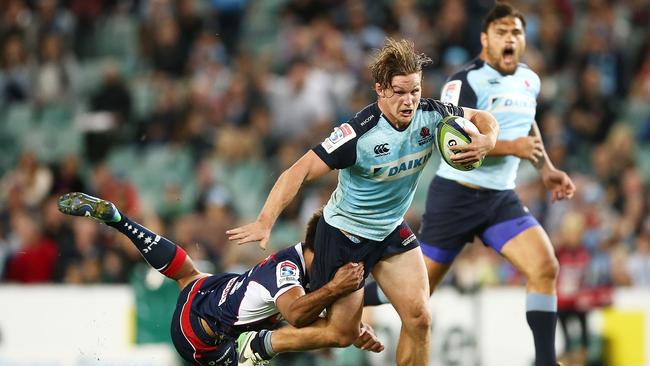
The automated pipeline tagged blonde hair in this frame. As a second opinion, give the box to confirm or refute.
[369,38,432,89]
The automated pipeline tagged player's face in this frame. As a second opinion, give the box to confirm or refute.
[481,16,526,75]
[376,73,422,128]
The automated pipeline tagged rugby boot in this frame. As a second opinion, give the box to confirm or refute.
[57,192,121,223]
[236,331,270,366]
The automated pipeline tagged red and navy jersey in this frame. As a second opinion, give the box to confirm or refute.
[190,243,308,335]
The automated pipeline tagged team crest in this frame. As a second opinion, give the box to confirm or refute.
[415,127,433,146]
[399,226,417,246]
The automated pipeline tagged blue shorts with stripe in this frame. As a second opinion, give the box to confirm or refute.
[419,176,539,264]
[170,276,237,366]
[310,215,420,291]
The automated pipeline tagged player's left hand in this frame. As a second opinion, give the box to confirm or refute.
[226,221,272,250]
[542,168,575,202]
[450,125,496,164]
[354,323,384,353]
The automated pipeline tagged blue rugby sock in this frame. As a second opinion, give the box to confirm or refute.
[250,330,275,360]
[107,213,186,278]
[363,281,389,306]
[526,293,558,366]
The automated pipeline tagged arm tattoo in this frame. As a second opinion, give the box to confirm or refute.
[529,124,547,170]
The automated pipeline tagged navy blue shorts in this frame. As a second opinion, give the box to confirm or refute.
[310,216,420,291]
[419,176,539,264]
[170,276,237,366]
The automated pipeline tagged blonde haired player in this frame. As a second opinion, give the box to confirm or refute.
[228,38,498,365]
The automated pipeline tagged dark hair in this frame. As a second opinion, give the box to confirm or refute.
[482,2,526,32]
[302,208,323,251]
[369,38,432,89]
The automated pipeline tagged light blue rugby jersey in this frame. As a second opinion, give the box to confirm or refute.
[312,100,463,241]
[437,58,540,190]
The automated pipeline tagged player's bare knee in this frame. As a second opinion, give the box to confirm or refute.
[528,255,559,286]
[402,303,432,332]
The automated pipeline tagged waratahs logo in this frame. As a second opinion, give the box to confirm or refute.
[399,226,416,246]
[415,126,433,146]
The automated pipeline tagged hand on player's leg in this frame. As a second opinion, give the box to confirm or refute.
[353,322,384,353]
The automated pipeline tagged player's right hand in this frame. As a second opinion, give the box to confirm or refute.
[512,136,543,163]
[226,221,271,250]
[354,322,384,353]
[330,262,364,296]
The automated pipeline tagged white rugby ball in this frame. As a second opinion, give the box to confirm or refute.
[435,115,483,171]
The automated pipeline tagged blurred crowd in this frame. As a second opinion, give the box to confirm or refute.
[0,0,649,299]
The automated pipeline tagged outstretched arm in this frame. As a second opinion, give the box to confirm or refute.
[527,121,576,201]
[227,150,331,249]
[276,262,364,328]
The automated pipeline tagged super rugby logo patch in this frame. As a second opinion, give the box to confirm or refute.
[440,80,462,106]
[321,123,356,153]
[277,260,300,287]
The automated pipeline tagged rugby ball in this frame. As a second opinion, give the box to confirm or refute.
[435,115,483,171]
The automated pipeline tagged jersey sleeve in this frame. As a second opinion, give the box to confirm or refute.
[253,257,305,303]
[440,75,478,109]
[311,122,358,169]
[270,260,305,302]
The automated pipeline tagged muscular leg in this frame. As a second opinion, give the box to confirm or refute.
[500,226,558,294]
[58,192,204,290]
[499,225,559,366]
[373,247,431,366]
[423,256,452,295]
[366,255,451,305]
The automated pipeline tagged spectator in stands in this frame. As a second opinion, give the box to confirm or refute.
[90,163,139,218]
[627,227,650,287]
[555,210,591,366]
[49,154,86,195]
[3,211,58,282]
[85,61,132,162]
[1,151,53,209]
[0,32,31,106]
[32,31,77,105]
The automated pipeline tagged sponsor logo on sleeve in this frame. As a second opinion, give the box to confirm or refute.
[440,80,462,106]
[277,260,300,287]
[321,123,357,153]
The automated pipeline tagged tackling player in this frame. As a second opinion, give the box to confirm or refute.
[227,38,499,365]
[365,3,574,366]
[57,192,383,366]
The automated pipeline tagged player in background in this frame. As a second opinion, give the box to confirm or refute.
[365,4,575,366]
[227,38,499,365]
[57,192,383,366]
